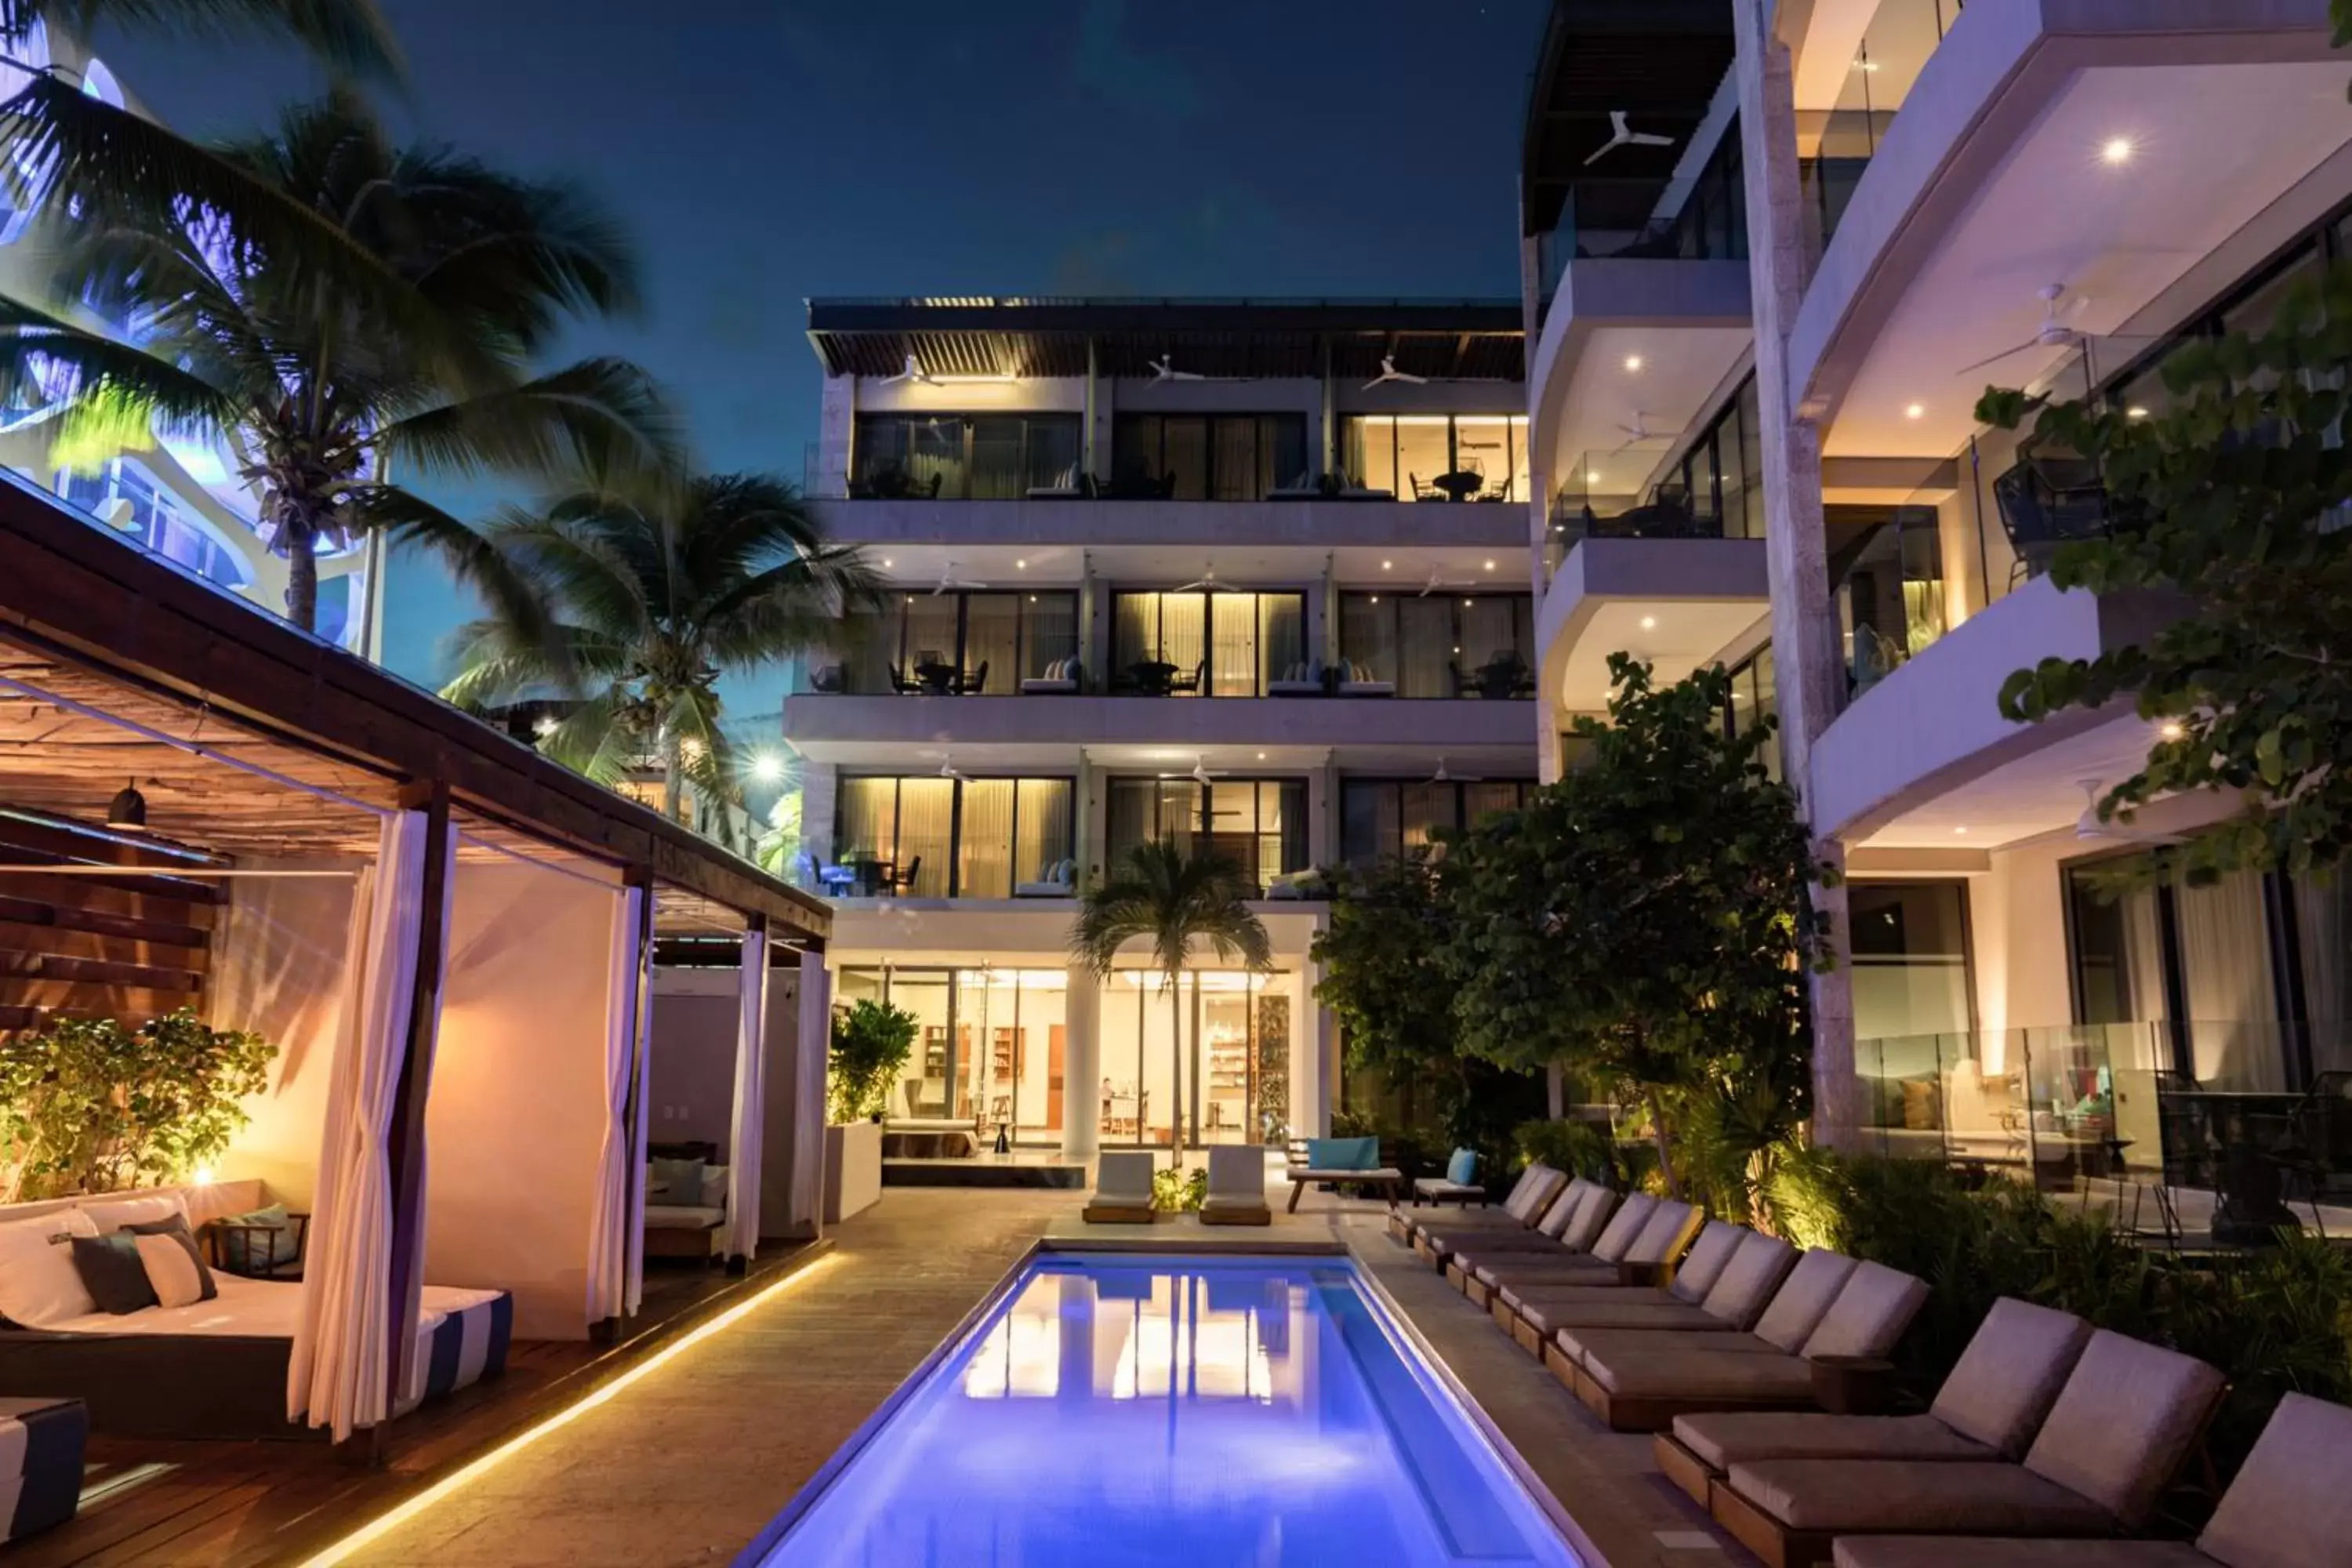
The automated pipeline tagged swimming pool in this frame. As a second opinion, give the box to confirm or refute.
[742,1252,1582,1567]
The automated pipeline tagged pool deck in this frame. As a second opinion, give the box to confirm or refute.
[55,1187,1751,1567]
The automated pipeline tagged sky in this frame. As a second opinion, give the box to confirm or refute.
[96,0,1547,713]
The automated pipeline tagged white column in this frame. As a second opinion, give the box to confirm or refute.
[1061,964,1102,1160]
[786,949,830,1236]
[1296,958,1334,1140]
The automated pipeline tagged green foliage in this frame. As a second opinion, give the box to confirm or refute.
[0,0,406,83]
[826,999,917,1125]
[1152,1166,1207,1213]
[756,787,804,877]
[1515,1119,1620,1184]
[1070,837,1272,1154]
[0,1008,276,1202]
[1437,656,1831,1200]
[1980,260,2352,887]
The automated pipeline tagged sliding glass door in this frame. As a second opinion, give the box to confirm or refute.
[1098,971,1294,1149]
[1111,591,1305,695]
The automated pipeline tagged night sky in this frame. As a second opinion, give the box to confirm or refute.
[97,1,1545,710]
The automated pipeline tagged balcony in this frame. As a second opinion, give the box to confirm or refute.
[806,495,1528,555]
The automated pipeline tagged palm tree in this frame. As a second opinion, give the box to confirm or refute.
[2,1,404,82]
[1070,837,1272,1160]
[439,472,875,826]
[0,89,674,633]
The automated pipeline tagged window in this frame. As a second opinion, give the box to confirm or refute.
[1674,376,1765,540]
[1338,593,1533,697]
[851,413,1080,499]
[1105,777,1306,892]
[1720,644,1780,783]
[1339,779,1533,867]
[1828,504,1946,695]
[811,590,1079,695]
[1849,882,1974,1041]
[1342,415,1529,501]
[844,966,1076,1142]
[1112,414,1306,500]
[834,775,1075,898]
[56,459,252,590]
[1111,590,1304,695]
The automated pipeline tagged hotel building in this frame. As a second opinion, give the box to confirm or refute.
[782,298,1541,1156]
[1520,0,2351,1185]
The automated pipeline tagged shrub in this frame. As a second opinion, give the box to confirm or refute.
[1515,1118,1617,1183]
[1152,1166,1207,1213]
[826,999,917,1124]
[0,1008,276,1202]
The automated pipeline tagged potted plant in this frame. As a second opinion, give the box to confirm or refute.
[823,998,915,1221]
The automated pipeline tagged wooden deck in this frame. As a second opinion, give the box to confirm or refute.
[13,1249,826,1568]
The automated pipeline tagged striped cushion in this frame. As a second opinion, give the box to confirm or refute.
[397,1290,513,1413]
[0,1396,85,1543]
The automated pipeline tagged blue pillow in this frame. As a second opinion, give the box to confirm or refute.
[1446,1148,1479,1186]
[1305,1135,1379,1171]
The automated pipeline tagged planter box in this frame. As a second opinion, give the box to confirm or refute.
[823,1121,882,1225]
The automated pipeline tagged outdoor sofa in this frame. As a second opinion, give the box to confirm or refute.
[643,1147,730,1261]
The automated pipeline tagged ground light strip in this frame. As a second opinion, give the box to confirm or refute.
[298,1250,845,1568]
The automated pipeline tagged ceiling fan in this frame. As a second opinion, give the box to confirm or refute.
[1149,354,1204,383]
[1584,110,1675,168]
[1607,411,1669,453]
[877,353,934,387]
[1173,561,1232,593]
[929,560,990,595]
[935,757,965,782]
[1361,354,1428,391]
[1957,284,2091,376]
[1418,566,1476,597]
[1187,755,1228,786]
[2074,779,2182,846]
[1428,757,1484,784]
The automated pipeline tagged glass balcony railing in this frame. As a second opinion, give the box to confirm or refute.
[1537,174,1750,307]
[1543,444,1722,581]
[1798,0,1965,259]
[795,594,1083,697]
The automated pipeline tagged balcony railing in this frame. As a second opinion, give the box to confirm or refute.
[1543,445,1733,579]
[1798,0,1964,259]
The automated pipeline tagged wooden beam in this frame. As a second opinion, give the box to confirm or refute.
[0,916,209,973]
[0,950,201,993]
[381,783,452,1436]
[0,977,189,1015]
[0,889,210,947]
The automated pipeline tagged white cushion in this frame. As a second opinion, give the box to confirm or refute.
[81,1192,187,1233]
[700,1165,728,1208]
[0,1208,100,1326]
[135,1232,208,1308]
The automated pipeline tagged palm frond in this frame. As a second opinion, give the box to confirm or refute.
[1069,837,1272,977]
[347,484,563,675]
[20,0,405,82]
[377,356,680,489]
[398,160,642,343]
[0,295,241,435]
[535,684,640,786]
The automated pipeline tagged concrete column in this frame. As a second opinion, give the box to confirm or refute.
[1061,964,1102,1159]
[814,376,856,498]
[1734,0,1861,1145]
[1297,955,1334,1139]
[799,763,839,875]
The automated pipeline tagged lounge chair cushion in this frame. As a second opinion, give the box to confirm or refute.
[1697,1231,1799,1327]
[1436,1228,1575,1255]
[1926,1298,2094,1456]
[1729,1456,2117,1535]
[1474,1255,1627,1287]
[1560,1185,1617,1250]
[2194,1392,2352,1568]
[1588,1192,1658,1260]
[1668,1221,1746,1304]
[1092,1151,1156,1208]
[1832,1541,2205,1568]
[1751,1250,1860,1353]
[1801,1260,1929,1361]
[1671,1410,1996,1472]
[2021,1331,2226,1530]
[1586,1347,1817,1400]
[1624,1200,1697,1265]
[1519,1298,1726,1337]
[1497,1280,1663,1312]
[1529,1178,1590,1236]
[1205,1145,1265,1206]
[1560,1325,1789,1367]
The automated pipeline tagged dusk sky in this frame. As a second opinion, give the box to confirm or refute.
[98,1,1545,711]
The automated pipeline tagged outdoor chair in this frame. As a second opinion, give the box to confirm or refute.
[1166,659,1205,695]
[1497,1226,1797,1359]
[1416,1175,1592,1272]
[953,660,988,695]
[1083,1151,1158,1224]
[1200,1145,1271,1226]
[1387,1163,1565,1247]
[1992,448,2110,586]
[1456,1187,1649,1294]
[1709,1330,2227,1568]
[1657,1298,2096,1508]
[1827,1390,2352,1568]
[1457,1192,1692,1299]
[1557,1254,1929,1432]
[886,856,923,896]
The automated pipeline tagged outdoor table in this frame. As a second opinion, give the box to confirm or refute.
[1128,660,1178,696]
[1431,470,1484,501]
[1474,661,1526,699]
[913,661,960,695]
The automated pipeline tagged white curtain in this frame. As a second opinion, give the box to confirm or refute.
[623,898,655,1315]
[789,950,831,1234]
[2178,869,2281,1091]
[288,811,434,1441]
[726,928,770,1260]
[585,886,644,1323]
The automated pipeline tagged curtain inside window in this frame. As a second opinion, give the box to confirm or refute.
[957,780,1014,898]
[1401,783,1457,855]
[842,604,897,694]
[1272,781,1307,876]
[893,779,955,896]
[907,418,964,497]
[1106,779,1152,866]
[2296,874,2349,1074]
[1113,593,1156,677]
[1258,594,1304,684]
[1163,417,1208,499]
[1212,419,1258,502]
[1345,417,1396,492]
[1398,597,1453,697]
[1160,594,1207,691]
[1025,593,1079,677]
[1208,595,1259,695]
[1265,416,1307,492]
[1458,599,1519,671]
[1464,782,1525,826]
[1015,780,1073,883]
[961,594,1018,694]
[1341,782,1399,866]
[2176,869,2281,1090]
[836,778,896,862]
[902,595,958,669]
[1340,594,1396,681]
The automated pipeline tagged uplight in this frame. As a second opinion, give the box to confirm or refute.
[2101,136,2135,166]
[882,558,893,568]
[2127,407,2150,420]
[2159,720,2186,741]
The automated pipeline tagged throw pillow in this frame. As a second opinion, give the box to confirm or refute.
[212,1203,299,1275]
[0,1209,100,1327]
[69,1233,159,1315]
[134,1233,212,1308]
[125,1214,218,1302]
[699,1164,729,1209]
[649,1157,706,1206]
[1901,1077,1943,1131]
[1446,1148,1479,1186]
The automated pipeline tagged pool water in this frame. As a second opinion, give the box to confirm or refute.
[746,1254,1582,1568]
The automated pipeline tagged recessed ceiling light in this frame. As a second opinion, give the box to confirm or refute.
[1954,826,1969,835]
[2101,136,2135,166]
[1015,558,1027,569]
[1369,595,1378,604]
[1904,403,1926,420]
[1482,560,1495,571]
[882,558,893,568]
[1462,598,1472,607]
[1381,560,1392,570]
[1624,354,1644,372]
[1639,615,1657,630]
[1256,752,1266,760]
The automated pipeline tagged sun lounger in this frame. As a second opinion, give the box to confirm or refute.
[1657,1298,2095,1506]
[1200,1145,1271,1226]
[1083,1151,1158,1224]
[1461,1194,1696,1299]
[1500,1227,1796,1357]
[1388,1163,1565,1247]
[1827,1390,2352,1568]
[1422,1179,1602,1275]
[1561,1256,1927,1432]
[1457,1188,1653,1294]
[1708,1330,2226,1568]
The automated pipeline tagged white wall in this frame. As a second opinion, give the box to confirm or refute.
[425,860,621,1341]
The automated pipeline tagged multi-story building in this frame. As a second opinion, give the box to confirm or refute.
[1521,0,2350,1190]
[0,25,377,654]
[782,297,1541,1156]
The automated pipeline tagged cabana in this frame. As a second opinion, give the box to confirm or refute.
[0,474,831,1445]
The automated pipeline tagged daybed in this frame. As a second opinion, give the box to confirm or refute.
[644,1143,730,1261]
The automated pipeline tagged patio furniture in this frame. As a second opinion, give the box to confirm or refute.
[1448,1185,1642,1284]
[1336,659,1395,697]
[953,659,989,695]
[1711,1330,2227,1568]
[913,660,959,695]
[1464,1196,1701,1302]
[1826,1389,2352,1568]
[1026,464,1093,500]
[1284,1135,1404,1211]
[1014,858,1077,898]
[885,856,923,896]
[0,1395,84,1544]
[1412,1147,1486,1207]
[1266,661,1325,697]
[1474,655,1531,700]
[1166,659,1206,695]
[1419,1178,1597,1274]
[1431,470,1486,502]
[1082,1151,1158,1224]
[1200,1145,1272,1226]
[1388,1163,1568,1247]
[1993,448,2111,586]
[1498,1224,1780,1354]
[1657,1297,2095,1508]
[887,663,919,695]
[1019,659,1082,695]
[1127,660,1178,696]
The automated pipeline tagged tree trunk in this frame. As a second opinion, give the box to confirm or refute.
[662,731,684,823]
[281,515,319,633]
[1646,1085,1682,1200]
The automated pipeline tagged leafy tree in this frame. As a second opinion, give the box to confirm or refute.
[1437,656,1830,1202]
[0,89,673,633]
[827,997,916,1125]
[1069,837,1272,1160]
[2,0,403,82]
[440,472,873,824]
[1981,260,2352,886]
[0,1007,275,1200]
